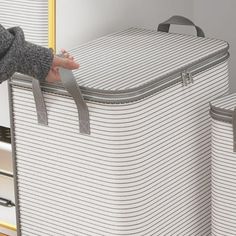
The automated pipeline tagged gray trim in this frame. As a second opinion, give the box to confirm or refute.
[10,51,229,104]
[158,15,205,38]
[209,109,232,124]
[32,78,48,126]
[210,103,236,153]
[59,68,90,134]
[210,105,233,123]
[8,80,21,236]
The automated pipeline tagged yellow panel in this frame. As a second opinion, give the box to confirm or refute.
[48,0,56,51]
[0,221,16,231]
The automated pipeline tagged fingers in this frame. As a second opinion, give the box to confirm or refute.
[53,56,80,70]
[61,49,74,60]
[48,48,80,82]
[46,67,61,82]
[51,49,80,71]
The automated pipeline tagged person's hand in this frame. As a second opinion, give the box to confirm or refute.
[46,49,80,82]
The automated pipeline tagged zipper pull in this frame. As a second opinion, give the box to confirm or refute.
[186,71,194,84]
[181,71,194,86]
[181,71,188,87]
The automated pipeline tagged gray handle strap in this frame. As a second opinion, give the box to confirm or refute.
[32,78,48,125]
[32,70,90,135]
[59,68,90,135]
[158,15,205,37]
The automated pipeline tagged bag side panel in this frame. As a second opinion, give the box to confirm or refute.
[211,118,236,236]
[12,61,229,236]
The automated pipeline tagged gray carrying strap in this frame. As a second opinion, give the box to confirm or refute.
[59,68,90,135]
[32,78,48,125]
[158,15,205,37]
[32,70,90,135]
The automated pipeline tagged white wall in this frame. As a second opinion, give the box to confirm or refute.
[56,0,193,50]
[193,0,236,92]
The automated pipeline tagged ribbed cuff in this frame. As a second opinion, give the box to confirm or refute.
[18,41,54,82]
[0,26,23,83]
[0,24,14,55]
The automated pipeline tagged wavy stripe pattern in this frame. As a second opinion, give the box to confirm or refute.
[211,93,236,111]
[69,28,228,90]
[11,60,229,235]
[212,114,236,235]
[0,0,48,47]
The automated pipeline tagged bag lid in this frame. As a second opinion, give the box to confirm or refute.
[70,27,228,91]
[12,18,229,104]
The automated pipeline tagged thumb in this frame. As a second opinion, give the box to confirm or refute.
[53,56,80,70]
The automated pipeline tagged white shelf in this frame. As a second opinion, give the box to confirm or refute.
[0,142,11,154]
[0,142,12,174]
[0,175,16,230]
[0,81,10,128]
[0,206,16,229]
[0,141,16,235]
[0,227,17,236]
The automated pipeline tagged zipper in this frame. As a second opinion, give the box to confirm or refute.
[10,51,229,104]
[210,105,236,152]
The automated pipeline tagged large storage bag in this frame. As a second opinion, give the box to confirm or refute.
[9,16,230,236]
[210,93,236,236]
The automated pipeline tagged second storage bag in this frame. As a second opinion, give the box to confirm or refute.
[10,16,230,235]
[210,93,236,236]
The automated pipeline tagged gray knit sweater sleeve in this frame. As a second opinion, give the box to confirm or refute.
[0,24,53,84]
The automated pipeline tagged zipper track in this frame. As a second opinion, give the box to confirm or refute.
[210,104,236,152]
[11,51,229,104]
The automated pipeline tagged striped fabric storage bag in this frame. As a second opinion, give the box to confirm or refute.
[210,93,236,236]
[10,16,230,235]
